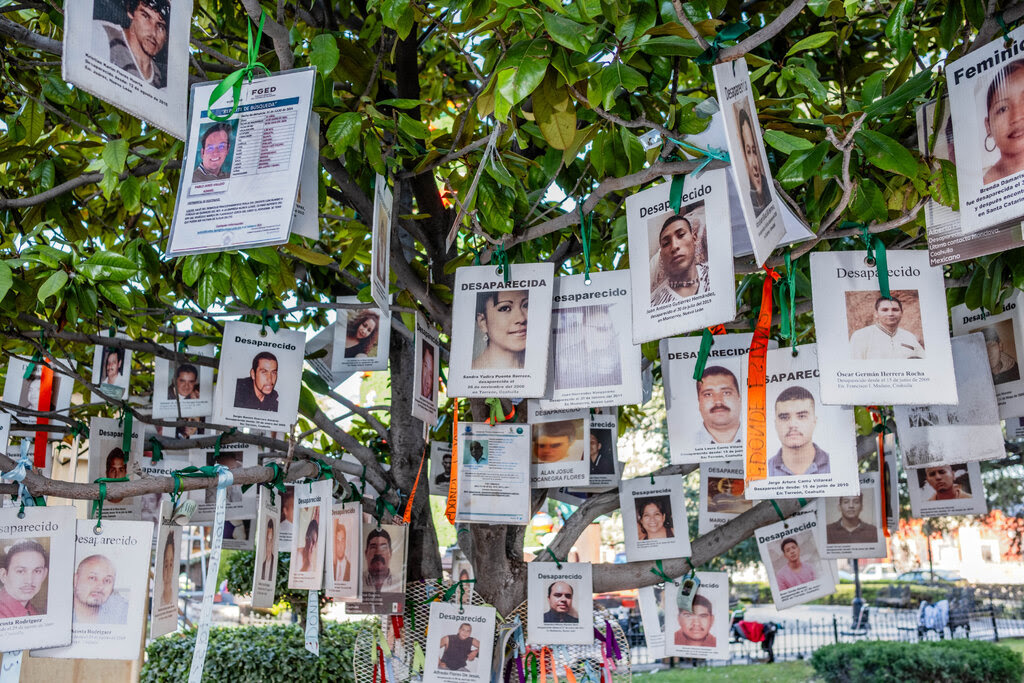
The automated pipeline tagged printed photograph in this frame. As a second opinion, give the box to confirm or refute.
[705,475,751,515]
[420,341,436,400]
[463,439,488,465]
[293,504,322,576]
[234,351,281,412]
[733,100,772,216]
[72,551,130,625]
[330,512,354,584]
[978,60,1024,185]
[277,485,295,552]
[191,119,237,183]
[550,304,622,389]
[430,442,453,495]
[670,591,718,647]
[0,537,51,619]
[256,515,278,582]
[154,527,179,611]
[531,419,584,464]
[824,491,878,545]
[635,495,675,542]
[92,0,170,89]
[341,309,383,359]
[541,578,579,624]
[845,290,925,360]
[767,384,830,478]
[916,464,973,501]
[435,622,482,672]
[647,202,710,306]
[968,318,1020,384]
[693,364,744,446]
[766,530,822,592]
[472,290,529,370]
[92,343,130,399]
[360,525,406,597]
[588,427,616,477]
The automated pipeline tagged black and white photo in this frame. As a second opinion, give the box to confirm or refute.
[429,441,453,497]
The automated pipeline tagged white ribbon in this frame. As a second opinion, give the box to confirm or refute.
[188,465,232,683]
[0,651,23,683]
[1,442,36,511]
[304,590,319,656]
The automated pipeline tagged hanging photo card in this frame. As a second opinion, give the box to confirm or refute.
[166,68,316,255]
[916,100,1023,265]
[138,447,188,544]
[883,436,899,534]
[305,325,353,389]
[324,505,361,602]
[756,506,836,610]
[277,484,295,553]
[455,422,531,525]
[3,357,74,439]
[907,461,988,518]
[697,460,752,535]
[746,345,859,500]
[526,562,594,645]
[809,250,958,405]
[87,417,144,520]
[818,472,886,560]
[624,169,736,344]
[664,572,729,660]
[535,271,642,410]
[150,501,180,638]
[217,321,306,431]
[188,441,258,523]
[0,505,75,651]
[527,404,590,489]
[951,293,1024,419]
[637,585,667,656]
[251,487,281,609]
[713,60,786,266]
[287,479,331,591]
[33,519,153,660]
[291,111,321,240]
[893,334,1005,468]
[62,0,191,139]
[412,314,441,425]
[577,412,620,492]
[424,602,496,681]
[152,343,215,419]
[619,475,691,562]
[447,263,555,398]
[332,297,391,372]
[370,174,394,312]
[450,548,474,586]
[429,441,453,496]
[91,337,132,400]
[946,28,1024,232]
[348,522,408,615]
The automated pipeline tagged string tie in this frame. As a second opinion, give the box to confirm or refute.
[577,205,594,284]
[542,547,563,569]
[493,244,511,285]
[485,398,515,425]
[692,325,727,381]
[260,307,280,335]
[649,559,676,585]
[206,12,271,122]
[92,475,130,530]
[2,441,43,514]
[663,138,731,179]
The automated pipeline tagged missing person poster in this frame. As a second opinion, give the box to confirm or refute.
[0,505,75,651]
[713,59,786,266]
[446,263,555,398]
[664,572,729,660]
[424,602,496,681]
[951,293,1024,418]
[577,412,620,492]
[150,501,180,638]
[946,27,1024,232]
[91,337,132,400]
[3,356,74,440]
[697,460,752,535]
[809,250,958,405]
[746,345,859,500]
[756,507,836,610]
[528,404,589,489]
[188,441,258,523]
[291,111,321,240]
[166,68,316,255]
[637,584,667,656]
[348,522,408,616]
[535,271,642,409]
[907,461,988,518]
[370,175,394,313]
[429,441,453,496]
[33,519,153,660]
[893,334,1005,468]
[916,100,1023,265]
[818,472,886,560]
[276,484,295,553]
[305,325,353,389]
[216,321,306,432]
[87,417,144,520]
[332,297,391,372]
[325,505,361,602]
[526,562,593,645]
[152,343,215,419]
[412,314,441,425]
[62,0,191,139]
[619,475,691,562]
[624,169,736,344]
[251,487,281,609]
[287,479,331,591]
[455,422,531,525]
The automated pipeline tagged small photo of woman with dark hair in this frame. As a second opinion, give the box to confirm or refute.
[635,496,675,542]
[472,290,528,370]
[734,101,771,215]
[344,309,381,358]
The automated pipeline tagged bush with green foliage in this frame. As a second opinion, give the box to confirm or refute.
[142,622,366,683]
[811,640,1024,683]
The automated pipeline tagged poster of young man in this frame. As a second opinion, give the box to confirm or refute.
[526,562,593,645]
[151,343,215,419]
[756,507,836,610]
[424,602,496,681]
[3,357,74,440]
[290,112,321,240]
[619,475,691,562]
[907,461,988,518]
[446,263,555,398]
[664,572,729,659]
[893,334,1005,468]
[216,321,306,432]
[637,584,667,656]
[91,338,132,400]
[251,487,281,609]
[188,441,258,523]
[916,100,1023,265]
[332,296,391,373]
[87,417,144,520]
[370,174,394,313]
[946,27,1024,232]
[166,68,316,255]
[412,314,441,425]
[0,506,75,651]
[809,250,958,405]
[527,404,589,488]
[62,0,191,139]
[952,293,1024,418]
[535,271,642,409]
[697,460,752,536]
[818,472,886,560]
[429,441,453,496]
[746,345,859,500]
[150,501,180,638]
[455,422,531,525]
[576,412,620,492]
[287,479,331,591]
[325,505,361,602]
[348,522,408,616]
[624,170,736,344]
[33,519,153,660]
[712,60,786,266]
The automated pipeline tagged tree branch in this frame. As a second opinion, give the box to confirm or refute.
[719,0,809,61]
[0,16,61,55]
[239,0,294,70]
[0,160,181,209]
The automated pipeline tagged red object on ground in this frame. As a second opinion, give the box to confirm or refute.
[738,620,765,642]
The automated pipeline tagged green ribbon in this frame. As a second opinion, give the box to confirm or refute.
[577,205,594,283]
[70,421,89,440]
[177,332,191,354]
[694,22,750,65]
[542,547,563,569]
[242,462,287,504]
[665,138,731,178]
[374,481,398,523]
[493,244,511,285]
[485,397,505,424]
[770,499,786,522]
[92,477,129,528]
[779,251,798,355]
[260,308,280,335]
[312,458,334,481]
[997,12,1014,46]
[649,559,675,585]
[692,328,716,381]
[852,224,891,299]
[120,409,133,455]
[23,332,47,379]
[669,173,686,215]
[206,12,271,122]
[149,436,163,464]
[683,558,697,580]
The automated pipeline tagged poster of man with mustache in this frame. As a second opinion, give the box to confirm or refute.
[348,521,407,615]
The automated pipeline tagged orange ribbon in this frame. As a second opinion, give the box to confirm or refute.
[444,400,459,525]
[402,446,427,524]
[745,267,780,485]
[34,364,53,469]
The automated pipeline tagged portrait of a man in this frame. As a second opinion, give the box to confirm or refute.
[434,450,452,486]
[977,324,1020,384]
[673,594,716,647]
[768,386,830,477]
[848,295,926,360]
[105,448,128,503]
[0,540,49,619]
[693,366,742,445]
[825,494,878,544]
[159,532,176,607]
[362,528,397,594]
[234,351,279,412]
[921,465,972,500]
[332,517,351,583]
[192,122,233,184]
[650,209,710,306]
[543,581,578,623]
[73,554,129,624]
[589,430,615,475]
[532,420,582,464]
[774,537,817,591]
[92,0,170,89]
[167,363,200,401]
[437,623,481,672]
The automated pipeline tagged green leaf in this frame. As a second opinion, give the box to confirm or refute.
[77,251,139,281]
[930,158,959,210]
[102,138,130,174]
[397,112,432,140]
[381,0,413,39]
[376,98,427,109]
[21,99,44,144]
[326,113,361,156]
[231,258,258,305]
[494,39,552,120]
[543,13,591,53]
[302,369,330,395]
[863,68,933,118]
[120,175,141,213]
[885,0,914,63]
[37,270,68,303]
[638,35,703,57]
[763,130,814,154]
[532,76,576,151]
[42,74,74,105]
[964,266,985,311]
[182,256,203,287]
[97,281,132,310]
[594,62,647,110]
[283,242,333,266]
[298,385,319,418]
[197,273,218,309]
[785,31,836,56]
[309,34,340,75]
[0,262,13,302]
[855,129,918,177]
[776,141,830,188]
[788,66,828,103]
[30,159,55,191]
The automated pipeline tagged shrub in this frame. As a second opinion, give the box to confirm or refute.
[141,621,367,683]
[811,639,1024,683]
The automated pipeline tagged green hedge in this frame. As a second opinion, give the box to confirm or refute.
[732,581,962,607]
[811,640,1024,683]
[142,621,365,683]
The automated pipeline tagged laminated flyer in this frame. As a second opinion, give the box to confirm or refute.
[526,562,593,645]
[287,479,331,591]
[697,460,752,536]
[624,169,736,344]
[907,461,988,518]
[166,68,316,255]
[150,501,181,638]
[91,335,132,400]
[423,602,496,682]
[755,506,836,610]
[619,475,691,562]
[428,441,453,497]
[3,356,74,440]
[637,585,667,656]
[305,325,353,389]
[324,505,361,602]
[332,296,391,373]
[251,487,281,609]
[455,422,530,525]
[527,403,590,489]
[411,314,441,425]
[818,472,887,560]
[663,572,729,660]
[576,412,620,492]
[87,417,144,520]
[188,441,258,523]
[951,293,1024,418]
[291,111,321,240]
[151,343,215,420]
[348,522,407,616]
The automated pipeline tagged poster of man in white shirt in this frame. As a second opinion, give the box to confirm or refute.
[846,291,926,360]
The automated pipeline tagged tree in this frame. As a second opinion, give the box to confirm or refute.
[2,0,1023,618]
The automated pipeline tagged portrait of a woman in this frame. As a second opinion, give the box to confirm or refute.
[344,310,381,358]
[472,290,528,370]
[983,60,1024,184]
[300,518,319,572]
[636,497,675,541]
